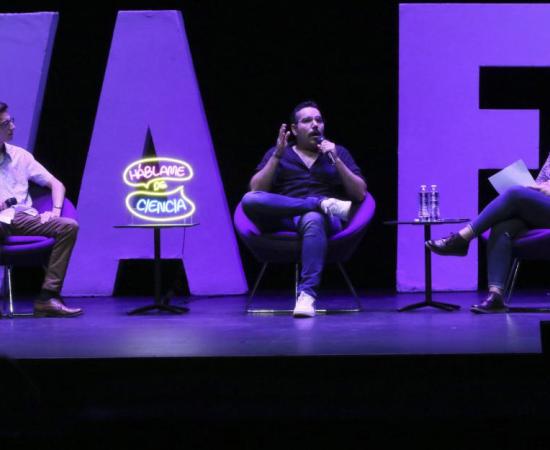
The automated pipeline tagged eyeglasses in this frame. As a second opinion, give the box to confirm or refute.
[0,117,15,129]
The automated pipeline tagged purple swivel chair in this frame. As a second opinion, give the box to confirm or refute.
[234,192,376,313]
[0,184,77,318]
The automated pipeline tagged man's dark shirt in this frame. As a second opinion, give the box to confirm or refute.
[256,145,364,200]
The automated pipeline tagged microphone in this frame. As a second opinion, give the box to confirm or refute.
[315,135,336,165]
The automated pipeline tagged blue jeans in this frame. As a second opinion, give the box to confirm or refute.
[470,186,550,289]
[241,191,342,298]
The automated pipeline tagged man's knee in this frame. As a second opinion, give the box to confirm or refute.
[502,185,530,204]
[299,212,326,231]
[57,217,79,236]
[242,191,266,214]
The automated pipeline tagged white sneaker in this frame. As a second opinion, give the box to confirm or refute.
[293,292,316,318]
[320,198,352,221]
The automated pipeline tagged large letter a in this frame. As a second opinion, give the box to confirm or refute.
[64,11,247,295]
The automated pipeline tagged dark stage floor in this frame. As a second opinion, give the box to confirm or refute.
[4,291,550,449]
[1,290,550,359]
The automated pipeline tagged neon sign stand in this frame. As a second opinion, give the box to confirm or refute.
[123,157,196,223]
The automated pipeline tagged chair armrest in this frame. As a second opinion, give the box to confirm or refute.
[234,202,261,237]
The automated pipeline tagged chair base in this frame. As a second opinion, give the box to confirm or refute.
[5,311,34,318]
[398,301,460,312]
[2,265,41,318]
[127,303,190,315]
[503,259,550,312]
[246,262,362,313]
[246,307,362,315]
[506,306,550,313]
[495,259,550,313]
[2,265,16,318]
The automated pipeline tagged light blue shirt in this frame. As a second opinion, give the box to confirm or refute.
[0,143,53,224]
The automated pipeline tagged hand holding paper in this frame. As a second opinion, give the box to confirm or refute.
[529,180,550,196]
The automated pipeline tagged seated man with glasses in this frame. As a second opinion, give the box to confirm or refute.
[0,102,82,317]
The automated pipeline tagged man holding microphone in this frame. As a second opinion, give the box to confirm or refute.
[241,100,367,317]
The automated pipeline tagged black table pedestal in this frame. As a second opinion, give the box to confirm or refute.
[385,218,469,312]
[114,224,197,315]
[398,223,461,312]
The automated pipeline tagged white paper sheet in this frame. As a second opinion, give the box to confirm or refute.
[488,159,536,194]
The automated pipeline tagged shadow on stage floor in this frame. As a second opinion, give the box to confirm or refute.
[2,290,550,448]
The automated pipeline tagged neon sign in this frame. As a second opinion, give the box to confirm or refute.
[123,157,196,222]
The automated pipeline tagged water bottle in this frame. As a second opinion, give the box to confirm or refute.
[418,185,429,221]
[429,184,440,221]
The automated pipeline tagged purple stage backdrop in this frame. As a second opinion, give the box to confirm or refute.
[0,13,57,152]
[398,4,548,291]
[64,11,247,296]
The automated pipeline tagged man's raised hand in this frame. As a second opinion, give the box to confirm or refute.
[275,123,290,157]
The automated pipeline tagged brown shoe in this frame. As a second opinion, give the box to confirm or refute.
[34,298,83,318]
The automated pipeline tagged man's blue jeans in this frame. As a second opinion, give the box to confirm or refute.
[470,186,550,289]
[241,191,342,298]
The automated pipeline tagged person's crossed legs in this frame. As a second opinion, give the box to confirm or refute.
[241,191,350,317]
[426,186,550,313]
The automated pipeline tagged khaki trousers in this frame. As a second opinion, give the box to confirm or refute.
[2,212,79,293]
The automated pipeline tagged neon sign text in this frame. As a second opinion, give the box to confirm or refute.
[123,157,193,188]
[123,157,196,222]
[136,198,189,214]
